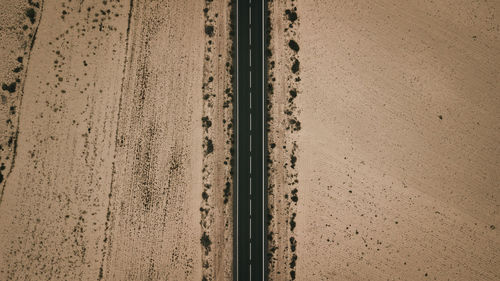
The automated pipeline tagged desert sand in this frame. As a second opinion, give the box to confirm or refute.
[0,0,233,280]
[2,0,500,280]
[267,0,500,280]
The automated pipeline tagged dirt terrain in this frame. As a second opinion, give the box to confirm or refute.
[267,0,500,280]
[2,0,499,280]
[0,0,233,280]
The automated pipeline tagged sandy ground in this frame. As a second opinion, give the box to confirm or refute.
[0,0,233,280]
[267,0,500,280]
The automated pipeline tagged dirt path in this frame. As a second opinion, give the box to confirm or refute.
[267,0,500,280]
[0,0,233,280]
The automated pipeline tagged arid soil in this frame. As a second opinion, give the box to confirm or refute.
[0,0,233,280]
[267,0,500,280]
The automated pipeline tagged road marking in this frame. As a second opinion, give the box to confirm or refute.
[235,0,239,279]
[261,0,265,279]
[236,1,264,279]
[250,5,252,273]
[250,2,254,278]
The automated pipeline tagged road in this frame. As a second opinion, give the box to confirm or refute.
[235,0,266,280]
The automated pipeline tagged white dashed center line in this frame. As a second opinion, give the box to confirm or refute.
[248,2,253,277]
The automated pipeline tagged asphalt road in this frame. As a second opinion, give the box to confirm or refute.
[235,0,265,280]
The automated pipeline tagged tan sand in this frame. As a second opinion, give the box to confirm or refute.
[267,0,500,280]
[0,0,233,280]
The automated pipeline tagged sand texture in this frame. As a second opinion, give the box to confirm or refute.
[0,0,233,280]
[267,0,500,280]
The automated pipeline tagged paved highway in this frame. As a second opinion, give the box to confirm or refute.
[235,0,266,280]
